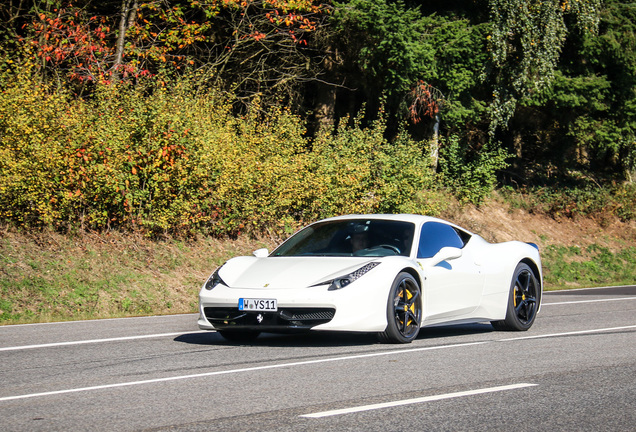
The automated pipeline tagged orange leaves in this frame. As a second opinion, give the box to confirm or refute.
[27,7,113,81]
[263,1,324,35]
[24,4,152,83]
[406,80,444,124]
[156,141,187,168]
[75,148,90,162]
[250,31,267,41]
[20,0,327,87]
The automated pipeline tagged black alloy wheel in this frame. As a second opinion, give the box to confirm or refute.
[378,272,422,343]
[492,263,540,331]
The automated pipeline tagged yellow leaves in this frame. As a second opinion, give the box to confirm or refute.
[0,74,431,236]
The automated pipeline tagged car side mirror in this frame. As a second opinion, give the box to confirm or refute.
[253,248,269,258]
[428,247,462,266]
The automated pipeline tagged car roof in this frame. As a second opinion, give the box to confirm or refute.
[317,214,474,235]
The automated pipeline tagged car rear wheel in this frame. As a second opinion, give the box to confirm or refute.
[217,330,261,342]
[378,272,422,343]
[491,263,539,331]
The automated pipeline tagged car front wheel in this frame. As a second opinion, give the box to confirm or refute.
[378,272,422,343]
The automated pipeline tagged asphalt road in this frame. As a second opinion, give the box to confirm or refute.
[1,286,635,431]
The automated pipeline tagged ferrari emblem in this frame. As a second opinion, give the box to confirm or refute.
[264,283,269,287]
[257,314,263,323]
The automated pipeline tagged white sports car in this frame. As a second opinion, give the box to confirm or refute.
[198,214,542,343]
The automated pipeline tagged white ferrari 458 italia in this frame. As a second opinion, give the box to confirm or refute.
[198,214,542,343]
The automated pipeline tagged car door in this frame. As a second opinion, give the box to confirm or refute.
[416,222,485,321]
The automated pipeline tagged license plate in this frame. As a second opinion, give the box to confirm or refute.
[239,298,277,312]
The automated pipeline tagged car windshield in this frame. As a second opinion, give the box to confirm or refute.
[272,219,415,257]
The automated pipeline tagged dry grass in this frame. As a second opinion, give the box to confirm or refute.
[441,193,636,288]
[0,227,276,324]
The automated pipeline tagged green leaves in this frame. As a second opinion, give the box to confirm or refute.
[333,0,435,100]
[438,135,510,205]
[514,0,635,180]
[487,0,601,133]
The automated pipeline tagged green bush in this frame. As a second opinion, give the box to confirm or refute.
[309,115,435,219]
[438,135,509,205]
[0,77,71,226]
[501,183,636,222]
[0,75,234,235]
[207,103,316,235]
[211,111,437,236]
[614,183,636,221]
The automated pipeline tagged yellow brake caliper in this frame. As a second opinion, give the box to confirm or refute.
[513,286,526,307]
[396,289,404,324]
[404,290,414,325]
[398,289,416,328]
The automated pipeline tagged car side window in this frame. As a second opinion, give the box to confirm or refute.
[417,222,466,259]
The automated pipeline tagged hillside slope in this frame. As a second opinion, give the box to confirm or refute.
[449,197,635,250]
[1,199,634,324]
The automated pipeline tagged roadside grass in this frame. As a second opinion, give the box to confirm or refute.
[1,224,634,325]
[542,244,636,289]
[0,228,275,324]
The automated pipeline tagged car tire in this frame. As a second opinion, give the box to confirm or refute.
[491,263,540,331]
[217,330,261,342]
[378,272,422,343]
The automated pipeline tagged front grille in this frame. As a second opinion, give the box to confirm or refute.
[279,309,335,321]
[204,306,335,331]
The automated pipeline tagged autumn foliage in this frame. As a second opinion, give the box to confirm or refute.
[407,80,443,124]
[14,0,327,86]
[0,75,435,236]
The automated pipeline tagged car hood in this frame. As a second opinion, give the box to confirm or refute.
[218,256,382,289]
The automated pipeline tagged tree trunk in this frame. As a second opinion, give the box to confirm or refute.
[314,46,338,133]
[315,86,336,133]
[430,114,440,170]
[113,0,138,73]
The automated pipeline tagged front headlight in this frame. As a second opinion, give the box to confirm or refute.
[322,262,380,291]
[204,264,227,290]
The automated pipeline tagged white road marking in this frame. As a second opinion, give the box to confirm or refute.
[0,331,208,352]
[546,285,635,292]
[0,341,487,402]
[0,313,199,328]
[543,297,636,306]
[498,325,636,342]
[300,383,538,418]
